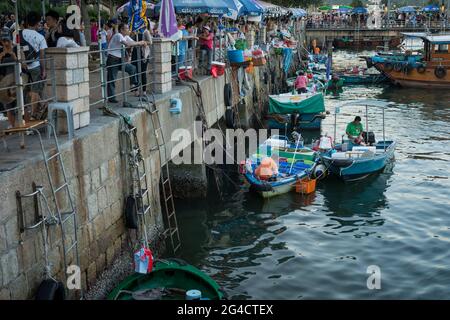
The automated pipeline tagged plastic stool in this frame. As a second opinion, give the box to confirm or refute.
[48,102,74,139]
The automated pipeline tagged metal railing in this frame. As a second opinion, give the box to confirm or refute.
[171,38,197,81]
[0,57,56,141]
[305,18,450,30]
[88,42,154,109]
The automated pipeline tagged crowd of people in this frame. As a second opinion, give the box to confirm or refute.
[305,10,449,29]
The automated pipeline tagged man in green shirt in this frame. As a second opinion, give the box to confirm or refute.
[346,116,365,145]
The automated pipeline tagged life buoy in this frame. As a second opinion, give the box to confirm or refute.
[224,83,232,107]
[417,65,426,73]
[35,279,65,300]
[384,62,393,72]
[225,107,235,128]
[435,66,447,79]
[394,63,403,72]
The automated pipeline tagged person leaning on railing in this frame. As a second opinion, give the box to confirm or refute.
[131,25,152,96]
[0,28,19,128]
[21,11,48,122]
[106,23,148,103]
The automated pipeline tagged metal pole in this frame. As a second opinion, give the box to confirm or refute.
[42,0,46,20]
[365,105,368,141]
[333,111,337,145]
[383,108,386,152]
[14,0,26,148]
[97,0,107,108]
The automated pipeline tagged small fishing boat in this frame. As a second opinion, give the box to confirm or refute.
[319,100,396,181]
[241,134,318,198]
[266,92,326,130]
[108,259,226,300]
[336,67,388,85]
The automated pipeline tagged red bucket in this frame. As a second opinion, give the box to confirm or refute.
[211,61,225,78]
[179,66,193,80]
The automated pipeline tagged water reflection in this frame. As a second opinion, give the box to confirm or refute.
[319,163,394,237]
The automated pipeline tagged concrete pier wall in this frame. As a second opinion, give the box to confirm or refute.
[0,74,225,299]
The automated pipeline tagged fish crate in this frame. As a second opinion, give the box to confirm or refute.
[295,178,316,194]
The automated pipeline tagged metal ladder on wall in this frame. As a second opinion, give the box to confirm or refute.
[147,100,181,254]
[122,124,152,246]
[15,124,81,298]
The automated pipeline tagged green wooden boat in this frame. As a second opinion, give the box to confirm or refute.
[108,259,226,300]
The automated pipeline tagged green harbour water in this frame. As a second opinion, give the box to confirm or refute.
[175,52,450,299]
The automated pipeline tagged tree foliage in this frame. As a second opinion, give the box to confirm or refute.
[269,0,323,8]
[350,0,364,8]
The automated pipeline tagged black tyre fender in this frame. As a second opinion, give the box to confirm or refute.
[394,63,402,72]
[124,195,138,229]
[417,65,426,73]
[224,83,232,107]
[225,107,235,129]
[366,59,373,69]
[435,66,447,79]
[35,279,65,300]
[384,62,393,72]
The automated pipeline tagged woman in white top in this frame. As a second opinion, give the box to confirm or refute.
[56,22,80,48]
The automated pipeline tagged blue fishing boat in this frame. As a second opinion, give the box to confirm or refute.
[240,134,318,198]
[319,100,396,181]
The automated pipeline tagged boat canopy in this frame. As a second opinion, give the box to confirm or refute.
[268,93,325,114]
[401,33,450,44]
[335,99,393,112]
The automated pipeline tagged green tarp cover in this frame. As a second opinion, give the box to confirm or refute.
[269,93,325,114]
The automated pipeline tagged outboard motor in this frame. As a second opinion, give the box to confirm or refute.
[362,131,376,145]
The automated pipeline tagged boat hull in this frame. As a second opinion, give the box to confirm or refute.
[108,259,225,300]
[373,63,450,89]
[322,141,396,181]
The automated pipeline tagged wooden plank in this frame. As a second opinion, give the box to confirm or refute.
[2,120,48,134]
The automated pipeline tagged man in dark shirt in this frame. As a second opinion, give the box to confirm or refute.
[45,10,60,47]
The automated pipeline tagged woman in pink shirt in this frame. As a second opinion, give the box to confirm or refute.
[294,71,308,94]
[199,25,213,73]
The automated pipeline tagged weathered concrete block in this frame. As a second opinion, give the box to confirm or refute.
[4,217,19,249]
[93,214,105,236]
[73,113,80,130]
[152,39,172,54]
[0,287,11,299]
[111,201,122,225]
[79,111,90,128]
[19,239,36,272]
[78,53,89,68]
[87,261,96,287]
[10,274,28,300]
[72,96,90,116]
[96,253,106,275]
[55,84,79,102]
[154,61,172,74]
[106,245,115,266]
[50,53,78,70]
[0,249,19,285]
[154,51,171,64]
[91,168,101,192]
[0,225,7,253]
[78,82,90,98]
[54,69,73,86]
[100,162,108,185]
[97,186,108,212]
[154,81,172,94]
[108,157,117,179]
[87,192,98,221]
[72,68,85,84]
